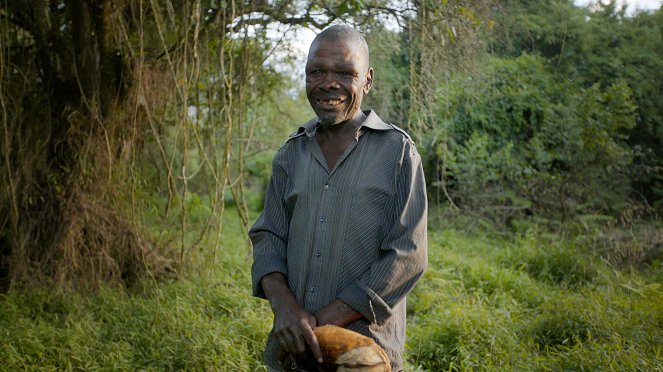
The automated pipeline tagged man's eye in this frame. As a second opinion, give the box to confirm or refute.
[310,69,322,75]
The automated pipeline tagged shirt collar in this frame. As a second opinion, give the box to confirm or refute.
[301,110,390,138]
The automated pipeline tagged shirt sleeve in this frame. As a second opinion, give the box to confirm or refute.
[337,138,428,325]
[249,156,290,299]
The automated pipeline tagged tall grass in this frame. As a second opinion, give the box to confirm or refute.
[1,281,271,370]
[406,229,663,371]
[1,210,661,370]
[0,208,272,371]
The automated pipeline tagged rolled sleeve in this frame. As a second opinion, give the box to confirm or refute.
[249,159,290,298]
[341,139,428,325]
[338,281,394,325]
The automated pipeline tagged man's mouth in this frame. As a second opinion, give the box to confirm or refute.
[317,97,345,106]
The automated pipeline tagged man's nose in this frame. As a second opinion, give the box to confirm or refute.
[321,72,340,90]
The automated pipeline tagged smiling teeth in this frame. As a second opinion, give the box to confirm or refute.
[321,99,341,104]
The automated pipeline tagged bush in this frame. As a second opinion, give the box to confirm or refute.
[427,54,638,225]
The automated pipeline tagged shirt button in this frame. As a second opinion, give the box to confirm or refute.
[324,184,330,190]
[320,217,324,223]
[315,251,321,257]
[310,286,316,293]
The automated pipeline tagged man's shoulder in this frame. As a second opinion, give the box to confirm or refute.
[286,126,307,140]
[362,110,414,145]
[385,123,414,143]
[281,117,318,146]
[369,122,417,153]
[271,120,314,165]
[373,122,419,160]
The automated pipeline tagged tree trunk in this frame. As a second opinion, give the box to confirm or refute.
[0,0,159,290]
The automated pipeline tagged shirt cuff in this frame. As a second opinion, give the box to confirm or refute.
[338,281,394,326]
[251,254,288,298]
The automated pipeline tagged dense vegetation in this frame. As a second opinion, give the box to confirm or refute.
[1,0,662,370]
[1,208,661,370]
[366,1,663,226]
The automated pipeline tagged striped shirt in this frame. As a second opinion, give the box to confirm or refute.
[250,110,428,371]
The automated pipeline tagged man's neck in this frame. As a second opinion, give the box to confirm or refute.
[315,111,367,170]
[318,111,366,139]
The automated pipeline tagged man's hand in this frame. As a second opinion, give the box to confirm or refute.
[315,299,363,328]
[260,273,323,363]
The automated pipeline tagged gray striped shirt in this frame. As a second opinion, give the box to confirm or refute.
[250,110,428,370]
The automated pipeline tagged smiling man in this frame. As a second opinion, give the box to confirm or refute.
[250,25,428,372]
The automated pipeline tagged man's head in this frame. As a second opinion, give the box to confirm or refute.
[305,25,374,126]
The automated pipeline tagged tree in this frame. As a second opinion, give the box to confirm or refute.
[0,0,317,289]
[1,0,484,290]
[488,0,663,213]
[1,0,151,290]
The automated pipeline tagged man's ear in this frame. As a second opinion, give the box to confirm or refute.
[364,67,374,94]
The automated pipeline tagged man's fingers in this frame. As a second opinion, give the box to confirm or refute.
[276,330,296,353]
[292,330,306,354]
[273,311,321,360]
[302,327,323,363]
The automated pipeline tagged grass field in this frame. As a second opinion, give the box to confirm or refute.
[1,210,661,371]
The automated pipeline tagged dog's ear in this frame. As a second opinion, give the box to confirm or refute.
[314,325,391,372]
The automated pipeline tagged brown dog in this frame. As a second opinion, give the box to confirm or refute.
[279,325,391,371]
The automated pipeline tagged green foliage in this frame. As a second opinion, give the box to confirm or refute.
[363,25,411,125]
[427,53,637,223]
[401,0,663,228]
[489,0,663,213]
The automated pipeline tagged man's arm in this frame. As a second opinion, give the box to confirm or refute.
[315,299,363,327]
[333,138,428,326]
[250,158,290,298]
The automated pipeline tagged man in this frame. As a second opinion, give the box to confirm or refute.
[250,25,427,372]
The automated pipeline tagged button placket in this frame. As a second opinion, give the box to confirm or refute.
[306,176,333,306]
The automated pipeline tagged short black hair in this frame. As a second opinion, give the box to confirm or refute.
[310,25,370,66]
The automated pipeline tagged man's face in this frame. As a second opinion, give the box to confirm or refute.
[305,38,373,126]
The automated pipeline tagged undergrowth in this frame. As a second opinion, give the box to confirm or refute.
[406,228,663,371]
[1,209,662,370]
